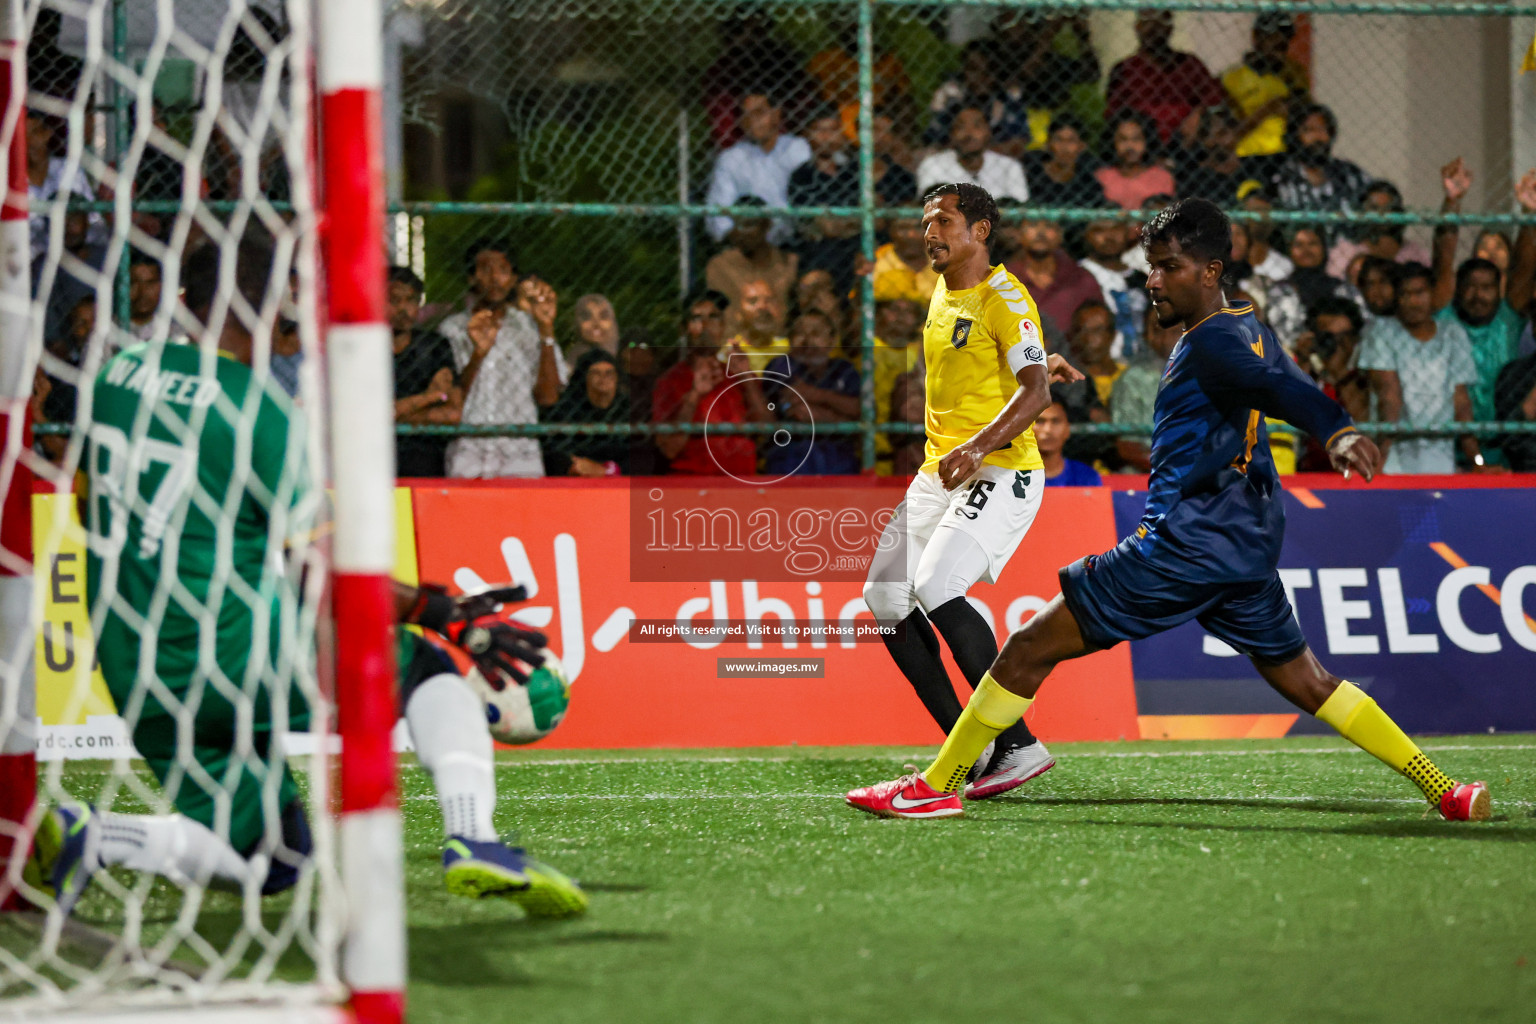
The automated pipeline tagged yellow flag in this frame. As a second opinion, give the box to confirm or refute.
[1524,30,1536,73]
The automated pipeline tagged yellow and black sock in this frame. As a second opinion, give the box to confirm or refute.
[928,597,1039,751]
[1315,681,1454,804]
[921,673,1033,794]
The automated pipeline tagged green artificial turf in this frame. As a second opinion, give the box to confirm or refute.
[7,736,1536,1023]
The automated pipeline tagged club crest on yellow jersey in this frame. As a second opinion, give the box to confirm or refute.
[950,318,972,349]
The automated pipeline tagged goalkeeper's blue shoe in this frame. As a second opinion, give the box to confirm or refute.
[26,804,98,914]
[442,836,588,919]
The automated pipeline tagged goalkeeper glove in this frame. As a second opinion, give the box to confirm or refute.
[409,583,547,691]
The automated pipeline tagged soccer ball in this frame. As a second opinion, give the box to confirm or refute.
[468,651,571,745]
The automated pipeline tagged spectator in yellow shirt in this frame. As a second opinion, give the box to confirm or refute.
[870,297,924,472]
[724,278,792,375]
[872,216,939,305]
[1221,11,1310,158]
[1068,301,1127,409]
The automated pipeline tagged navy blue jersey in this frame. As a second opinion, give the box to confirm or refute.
[1132,303,1355,581]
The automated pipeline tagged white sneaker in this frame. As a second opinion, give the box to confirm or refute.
[964,741,1054,800]
[964,740,997,787]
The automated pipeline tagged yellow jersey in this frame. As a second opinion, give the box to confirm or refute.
[1090,362,1127,408]
[921,265,1046,475]
[1221,61,1307,157]
[866,336,922,462]
[722,336,791,376]
[1266,417,1298,475]
[872,244,939,304]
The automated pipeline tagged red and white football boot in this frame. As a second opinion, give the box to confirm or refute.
[846,768,964,819]
[1438,781,1491,821]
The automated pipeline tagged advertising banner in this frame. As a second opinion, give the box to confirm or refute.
[32,494,134,761]
[33,475,1531,756]
[410,479,1137,748]
[32,488,422,760]
[1115,483,1536,738]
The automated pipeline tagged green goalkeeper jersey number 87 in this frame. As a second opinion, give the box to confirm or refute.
[84,341,314,745]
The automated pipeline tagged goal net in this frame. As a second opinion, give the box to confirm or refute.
[0,0,395,1019]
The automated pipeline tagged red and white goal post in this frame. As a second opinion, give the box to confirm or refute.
[0,0,404,1021]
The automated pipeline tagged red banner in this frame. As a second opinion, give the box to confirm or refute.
[410,479,1136,749]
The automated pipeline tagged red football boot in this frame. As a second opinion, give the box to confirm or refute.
[1439,781,1492,821]
[846,769,964,819]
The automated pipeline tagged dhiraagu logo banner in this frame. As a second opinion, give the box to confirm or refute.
[32,488,421,760]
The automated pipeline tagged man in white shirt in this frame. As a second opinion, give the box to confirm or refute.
[25,110,101,263]
[915,106,1029,203]
[706,92,811,246]
[437,241,570,479]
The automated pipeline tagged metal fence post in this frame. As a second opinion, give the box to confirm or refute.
[678,105,690,302]
[112,0,129,330]
[858,0,876,473]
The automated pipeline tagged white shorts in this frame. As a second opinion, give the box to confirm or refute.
[863,463,1044,622]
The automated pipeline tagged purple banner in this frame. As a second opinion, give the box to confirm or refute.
[1111,488,1536,734]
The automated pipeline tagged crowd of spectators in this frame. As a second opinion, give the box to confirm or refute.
[672,5,1536,478]
[23,7,1536,481]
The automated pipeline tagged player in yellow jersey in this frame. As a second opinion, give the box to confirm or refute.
[864,183,1082,799]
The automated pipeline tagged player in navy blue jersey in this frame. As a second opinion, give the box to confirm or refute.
[847,198,1492,822]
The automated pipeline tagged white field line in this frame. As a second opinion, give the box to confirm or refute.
[451,742,1536,769]
[404,791,1536,809]
[61,743,1536,779]
[411,792,833,801]
[397,743,1535,811]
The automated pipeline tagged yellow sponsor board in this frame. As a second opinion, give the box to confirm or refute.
[32,493,115,729]
[33,487,421,754]
[393,486,419,587]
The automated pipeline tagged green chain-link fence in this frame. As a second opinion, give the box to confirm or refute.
[27,0,1536,478]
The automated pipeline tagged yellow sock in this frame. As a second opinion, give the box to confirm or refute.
[922,673,1033,794]
[1315,681,1454,803]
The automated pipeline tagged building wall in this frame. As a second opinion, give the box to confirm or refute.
[1316,13,1510,212]
[1098,8,1512,214]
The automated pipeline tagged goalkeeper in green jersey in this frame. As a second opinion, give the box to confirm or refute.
[28,236,586,919]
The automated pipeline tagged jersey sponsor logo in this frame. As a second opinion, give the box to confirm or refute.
[950,318,972,349]
[1015,316,1044,354]
[1008,318,1046,369]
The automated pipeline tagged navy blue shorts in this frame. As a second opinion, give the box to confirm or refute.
[1059,537,1308,665]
